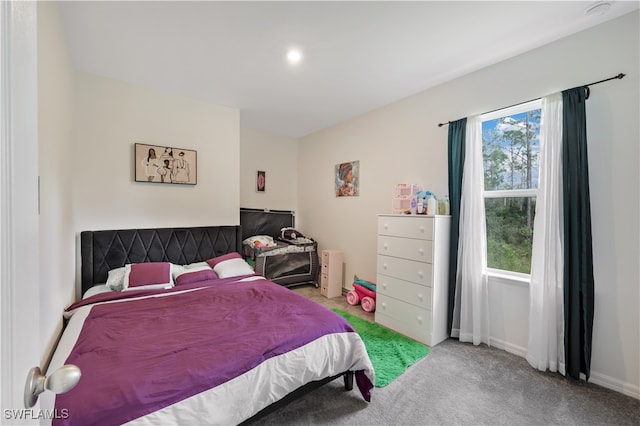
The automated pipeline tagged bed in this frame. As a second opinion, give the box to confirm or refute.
[47,225,374,425]
[240,208,320,288]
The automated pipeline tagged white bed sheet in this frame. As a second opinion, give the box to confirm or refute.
[127,332,371,425]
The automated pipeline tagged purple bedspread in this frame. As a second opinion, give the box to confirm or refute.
[54,278,372,425]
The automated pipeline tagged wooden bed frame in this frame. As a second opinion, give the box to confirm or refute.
[79,224,354,423]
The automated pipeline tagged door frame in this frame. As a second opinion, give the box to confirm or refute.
[1,0,41,419]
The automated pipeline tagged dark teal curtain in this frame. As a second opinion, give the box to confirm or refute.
[562,87,595,381]
[447,118,466,335]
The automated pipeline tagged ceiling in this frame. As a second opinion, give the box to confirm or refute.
[57,1,638,138]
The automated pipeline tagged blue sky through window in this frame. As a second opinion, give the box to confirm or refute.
[482,109,541,191]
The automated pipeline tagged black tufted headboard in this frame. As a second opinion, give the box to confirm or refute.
[80,225,242,295]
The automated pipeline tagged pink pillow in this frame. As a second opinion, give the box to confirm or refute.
[175,269,218,286]
[125,262,172,289]
[206,252,242,269]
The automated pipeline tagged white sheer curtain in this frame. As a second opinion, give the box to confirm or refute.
[526,92,565,374]
[452,115,490,345]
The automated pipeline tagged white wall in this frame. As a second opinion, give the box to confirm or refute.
[34,2,241,374]
[71,72,240,299]
[38,0,76,368]
[72,73,240,233]
[240,127,298,215]
[298,11,639,397]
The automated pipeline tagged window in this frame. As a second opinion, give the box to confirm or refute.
[481,100,541,275]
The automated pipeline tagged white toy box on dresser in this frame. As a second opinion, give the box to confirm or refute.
[376,214,450,346]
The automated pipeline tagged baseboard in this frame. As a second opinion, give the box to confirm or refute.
[492,337,640,399]
[456,335,640,400]
[488,336,527,358]
[588,371,640,400]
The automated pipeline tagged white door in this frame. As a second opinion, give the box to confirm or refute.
[1,1,41,423]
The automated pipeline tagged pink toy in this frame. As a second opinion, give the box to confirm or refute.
[346,281,377,312]
[346,290,359,305]
[361,295,375,313]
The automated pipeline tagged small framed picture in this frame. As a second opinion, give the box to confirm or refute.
[256,170,266,192]
[335,160,359,197]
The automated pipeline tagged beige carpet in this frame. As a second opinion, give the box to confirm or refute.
[254,284,640,426]
[292,285,374,322]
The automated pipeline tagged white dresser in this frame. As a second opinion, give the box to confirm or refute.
[375,214,450,346]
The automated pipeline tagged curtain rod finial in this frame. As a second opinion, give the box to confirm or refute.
[617,73,626,79]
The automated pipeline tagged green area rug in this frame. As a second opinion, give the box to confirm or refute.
[332,309,430,387]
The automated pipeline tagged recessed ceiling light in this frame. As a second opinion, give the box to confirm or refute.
[286,49,303,65]
[585,1,612,16]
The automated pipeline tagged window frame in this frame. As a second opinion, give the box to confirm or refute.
[481,99,542,280]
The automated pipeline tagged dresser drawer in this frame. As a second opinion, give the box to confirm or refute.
[377,255,432,286]
[376,274,432,309]
[378,216,433,240]
[377,235,433,263]
[375,294,432,344]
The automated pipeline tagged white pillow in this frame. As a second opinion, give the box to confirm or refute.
[213,258,255,279]
[184,261,211,269]
[171,264,187,281]
[83,284,112,299]
[106,267,126,291]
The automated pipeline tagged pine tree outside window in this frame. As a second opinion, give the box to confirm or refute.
[481,100,541,276]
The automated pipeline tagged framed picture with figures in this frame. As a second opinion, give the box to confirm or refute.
[135,143,197,185]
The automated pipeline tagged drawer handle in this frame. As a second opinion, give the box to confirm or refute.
[418,271,423,277]
[417,316,423,323]
[383,243,388,250]
[419,226,425,232]
[384,223,388,230]
[383,263,388,270]
[418,248,424,255]
[381,302,387,309]
[417,293,423,301]
[382,283,387,289]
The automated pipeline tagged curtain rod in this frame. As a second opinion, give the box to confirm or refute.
[437,73,626,127]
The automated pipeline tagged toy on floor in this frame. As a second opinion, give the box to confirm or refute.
[347,275,377,312]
